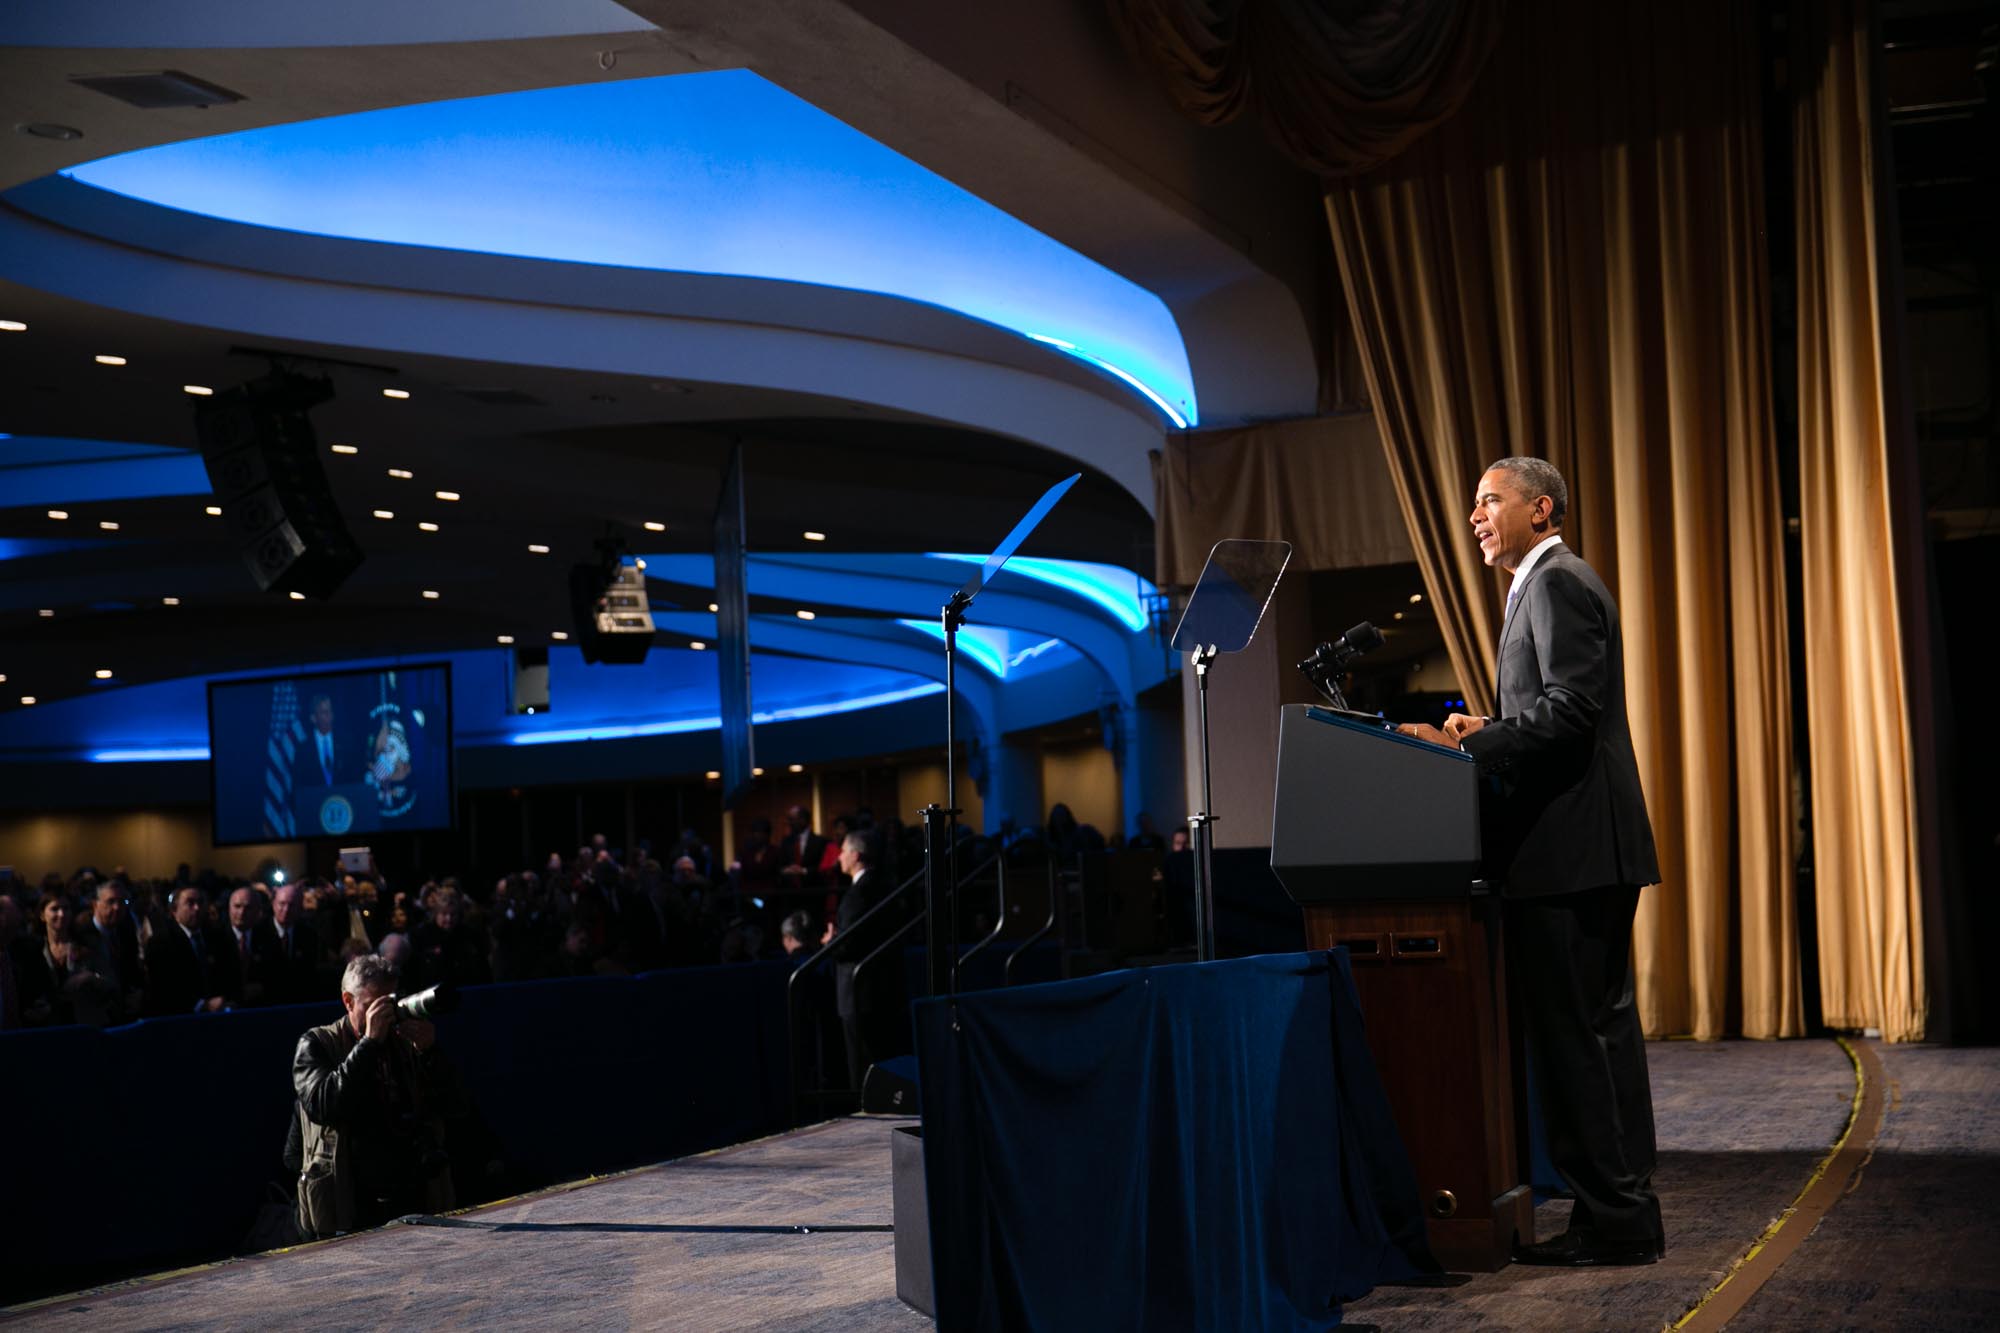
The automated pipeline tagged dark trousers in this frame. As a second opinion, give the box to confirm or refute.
[841,1006,906,1090]
[1507,885,1662,1246]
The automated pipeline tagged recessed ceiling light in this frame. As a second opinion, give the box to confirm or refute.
[94,354,127,366]
[183,384,213,396]
[551,631,569,641]
[383,388,411,400]
[204,505,223,516]
[1393,611,1405,621]
[19,696,34,706]
[0,320,26,332]
[1409,593,1424,604]
[421,590,440,600]
[643,521,666,532]
[435,490,460,502]
[705,770,720,780]
[688,640,706,650]
[47,509,68,520]
[0,673,6,683]
[418,521,439,532]
[527,543,550,554]
[787,763,804,773]
[387,468,413,479]
[162,597,180,606]
[752,767,765,777]
[94,669,113,679]
[635,558,647,571]
[372,509,394,520]
[288,591,306,601]
[38,609,54,617]
[803,531,826,542]
[330,444,359,455]
[496,634,515,645]
[708,603,719,613]
[99,520,119,531]
[795,609,815,620]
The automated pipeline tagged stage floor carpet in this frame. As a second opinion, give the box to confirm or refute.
[7,1038,1996,1330]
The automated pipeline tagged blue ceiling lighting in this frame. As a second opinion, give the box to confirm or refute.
[899,618,1008,677]
[89,747,211,763]
[59,71,1198,427]
[925,553,1157,632]
[0,434,211,507]
[509,680,944,746]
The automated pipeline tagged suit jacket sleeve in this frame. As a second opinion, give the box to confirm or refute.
[1460,564,1609,775]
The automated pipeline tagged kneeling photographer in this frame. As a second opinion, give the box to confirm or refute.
[293,954,463,1236]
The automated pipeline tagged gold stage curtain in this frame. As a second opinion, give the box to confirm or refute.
[1792,0,1929,1042]
[1153,413,1414,587]
[1324,0,1801,1039]
[1104,0,1504,176]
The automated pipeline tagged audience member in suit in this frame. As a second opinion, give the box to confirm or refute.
[1406,456,1664,1268]
[145,886,232,1015]
[829,831,909,1089]
[77,881,144,1023]
[291,692,354,791]
[777,805,827,894]
[1126,811,1167,853]
[223,886,282,1006]
[412,888,490,990]
[0,895,22,1029]
[268,883,324,1005]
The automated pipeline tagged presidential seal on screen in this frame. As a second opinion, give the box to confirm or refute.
[317,794,355,836]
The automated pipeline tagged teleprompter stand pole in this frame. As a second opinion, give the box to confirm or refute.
[1187,643,1220,962]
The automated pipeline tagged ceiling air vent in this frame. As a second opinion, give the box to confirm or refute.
[70,71,244,110]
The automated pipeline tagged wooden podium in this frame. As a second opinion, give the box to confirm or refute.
[1269,704,1532,1271]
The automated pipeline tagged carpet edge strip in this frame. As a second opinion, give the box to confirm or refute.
[1667,1036,1888,1333]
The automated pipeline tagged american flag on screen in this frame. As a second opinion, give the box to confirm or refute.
[263,680,304,838]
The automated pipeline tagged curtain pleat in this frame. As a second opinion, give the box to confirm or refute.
[1792,0,1929,1042]
[1323,0,1801,1039]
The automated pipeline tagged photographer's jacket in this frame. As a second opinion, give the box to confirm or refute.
[293,1018,457,1236]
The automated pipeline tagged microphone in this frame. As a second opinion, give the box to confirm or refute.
[1296,621,1384,676]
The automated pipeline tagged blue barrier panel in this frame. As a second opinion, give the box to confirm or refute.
[0,964,789,1306]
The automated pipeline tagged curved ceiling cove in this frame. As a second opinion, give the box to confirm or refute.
[59,70,1198,428]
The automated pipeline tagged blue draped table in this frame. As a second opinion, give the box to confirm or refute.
[914,949,1437,1332]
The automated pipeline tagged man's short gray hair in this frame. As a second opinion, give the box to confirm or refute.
[341,953,397,998]
[1486,456,1568,527]
[842,830,875,865]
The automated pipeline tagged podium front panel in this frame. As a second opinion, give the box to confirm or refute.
[1270,705,1480,902]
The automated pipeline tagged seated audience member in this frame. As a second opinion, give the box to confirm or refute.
[11,891,86,1027]
[145,886,233,1015]
[413,888,490,990]
[1127,812,1167,853]
[780,910,821,960]
[268,883,323,1004]
[546,922,606,978]
[78,881,145,1023]
[293,954,460,1236]
[376,932,416,992]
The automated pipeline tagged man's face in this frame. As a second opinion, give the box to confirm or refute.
[837,841,860,878]
[673,856,695,883]
[173,889,203,929]
[1470,469,1553,572]
[787,806,808,836]
[229,889,255,929]
[272,885,300,928]
[94,886,123,928]
[311,698,333,735]
[342,984,387,1036]
[433,899,458,931]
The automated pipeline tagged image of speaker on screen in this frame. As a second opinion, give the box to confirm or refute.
[292,692,354,791]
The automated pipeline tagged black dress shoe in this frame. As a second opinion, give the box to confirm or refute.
[1513,1230,1663,1267]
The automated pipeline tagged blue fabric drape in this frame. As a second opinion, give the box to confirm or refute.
[915,950,1435,1332]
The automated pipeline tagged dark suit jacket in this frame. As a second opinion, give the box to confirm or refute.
[269,919,325,1005]
[292,728,354,790]
[1460,543,1660,898]
[833,870,901,1018]
[145,922,235,1014]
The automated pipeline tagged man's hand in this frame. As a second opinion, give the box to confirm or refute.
[821,920,836,946]
[1396,722,1457,748]
[1443,713,1488,744]
[202,995,227,1013]
[363,994,398,1041]
[398,1017,436,1052]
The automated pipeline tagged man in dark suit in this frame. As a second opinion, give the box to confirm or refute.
[1402,455,1663,1267]
[78,881,144,1024]
[145,886,233,1015]
[829,831,906,1089]
[776,805,828,893]
[268,882,324,1005]
[292,692,351,790]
